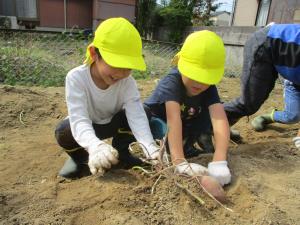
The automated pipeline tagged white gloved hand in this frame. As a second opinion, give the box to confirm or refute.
[293,137,300,149]
[88,143,119,175]
[142,142,168,162]
[208,161,231,186]
[175,162,208,177]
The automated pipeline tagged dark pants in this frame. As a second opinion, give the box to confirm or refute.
[55,110,136,162]
[182,109,212,138]
[144,105,212,143]
[224,26,278,125]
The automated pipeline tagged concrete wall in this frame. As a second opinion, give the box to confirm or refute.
[188,26,260,69]
[153,26,260,70]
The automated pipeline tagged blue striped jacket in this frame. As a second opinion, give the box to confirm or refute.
[267,24,300,85]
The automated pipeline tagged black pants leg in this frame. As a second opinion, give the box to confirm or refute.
[55,112,125,149]
[224,27,278,125]
[55,110,149,168]
[111,106,154,167]
[111,111,136,159]
[55,111,131,162]
[184,109,214,154]
[55,119,89,163]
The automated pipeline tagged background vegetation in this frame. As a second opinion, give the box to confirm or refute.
[0,30,180,87]
[137,0,220,43]
[0,1,241,87]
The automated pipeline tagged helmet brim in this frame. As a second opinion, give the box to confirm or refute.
[99,47,146,71]
[178,58,224,85]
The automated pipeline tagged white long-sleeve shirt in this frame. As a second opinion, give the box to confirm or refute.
[65,64,154,152]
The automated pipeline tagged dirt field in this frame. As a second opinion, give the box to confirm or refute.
[0,77,299,225]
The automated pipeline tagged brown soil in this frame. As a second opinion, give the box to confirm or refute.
[0,78,299,225]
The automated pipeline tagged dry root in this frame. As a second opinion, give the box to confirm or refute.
[131,131,233,212]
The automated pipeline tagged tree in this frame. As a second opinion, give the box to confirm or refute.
[136,0,220,42]
[192,0,220,25]
[155,0,220,43]
[136,0,157,38]
[156,0,194,43]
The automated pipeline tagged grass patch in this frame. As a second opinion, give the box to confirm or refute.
[0,33,175,86]
[0,45,67,86]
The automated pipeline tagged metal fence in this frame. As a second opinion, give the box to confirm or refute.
[0,29,180,86]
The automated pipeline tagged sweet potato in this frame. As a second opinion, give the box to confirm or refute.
[200,175,227,203]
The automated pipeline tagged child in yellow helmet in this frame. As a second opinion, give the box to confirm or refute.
[54,17,160,178]
[144,31,231,186]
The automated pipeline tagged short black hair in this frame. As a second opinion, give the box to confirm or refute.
[95,47,101,58]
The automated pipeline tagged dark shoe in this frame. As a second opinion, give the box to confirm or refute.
[58,157,90,178]
[183,136,201,158]
[117,152,146,169]
[184,144,201,158]
[112,131,146,169]
[197,133,214,153]
[251,112,274,131]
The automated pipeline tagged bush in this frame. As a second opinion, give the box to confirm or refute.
[156,4,192,43]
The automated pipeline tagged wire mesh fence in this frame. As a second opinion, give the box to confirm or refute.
[0,29,180,87]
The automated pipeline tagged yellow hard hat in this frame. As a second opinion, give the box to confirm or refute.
[176,30,225,85]
[85,17,146,71]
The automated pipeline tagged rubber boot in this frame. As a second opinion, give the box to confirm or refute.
[149,117,168,140]
[197,133,215,154]
[112,132,145,169]
[118,149,145,169]
[251,111,274,131]
[58,147,90,179]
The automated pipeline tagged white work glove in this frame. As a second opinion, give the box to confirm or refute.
[175,161,208,177]
[142,142,168,162]
[293,137,300,149]
[208,161,231,186]
[88,143,119,175]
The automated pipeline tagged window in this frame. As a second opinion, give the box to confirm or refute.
[255,0,271,26]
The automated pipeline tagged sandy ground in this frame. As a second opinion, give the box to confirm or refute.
[0,77,299,225]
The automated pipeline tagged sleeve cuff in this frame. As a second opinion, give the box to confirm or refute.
[86,139,105,153]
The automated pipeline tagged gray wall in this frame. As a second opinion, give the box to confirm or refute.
[189,26,259,70]
[0,0,16,16]
[154,26,260,71]
[15,0,37,19]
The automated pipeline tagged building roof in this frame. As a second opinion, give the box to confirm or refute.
[211,11,231,17]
